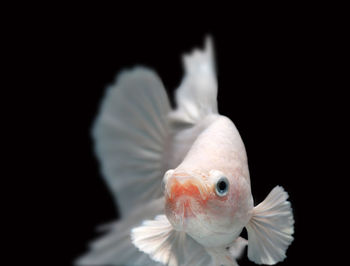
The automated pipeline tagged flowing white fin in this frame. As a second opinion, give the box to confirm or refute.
[92,67,171,216]
[246,186,294,265]
[131,215,211,266]
[75,198,165,266]
[169,36,218,124]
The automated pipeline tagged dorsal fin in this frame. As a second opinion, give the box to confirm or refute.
[169,36,218,124]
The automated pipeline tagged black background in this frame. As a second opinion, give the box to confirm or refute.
[27,9,345,266]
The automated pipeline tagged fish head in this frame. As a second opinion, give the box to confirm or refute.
[163,168,253,246]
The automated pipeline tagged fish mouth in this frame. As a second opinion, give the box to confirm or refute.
[164,172,234,236]
[165,193,203,232]
[164,172,209,202]
[164,172,209,230]
[165,190,229,235]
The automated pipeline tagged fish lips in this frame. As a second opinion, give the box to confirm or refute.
[164,175,209,230]
[164,174,209,201]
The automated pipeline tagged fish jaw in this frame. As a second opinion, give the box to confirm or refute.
[164,175,209,231]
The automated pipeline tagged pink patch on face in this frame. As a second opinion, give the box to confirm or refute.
[165,178,208,218]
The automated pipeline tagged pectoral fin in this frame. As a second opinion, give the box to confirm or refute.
[246,186,294,265]
[131,215,211,266]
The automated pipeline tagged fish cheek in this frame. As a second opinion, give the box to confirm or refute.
[206,194,233,219]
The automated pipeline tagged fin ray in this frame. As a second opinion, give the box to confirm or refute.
[131,215,212,266]
[246,186,294,265]
[169,36,218,124]
[92,67,171,216]
[75,199,165,266]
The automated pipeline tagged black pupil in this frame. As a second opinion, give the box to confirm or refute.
[218,180,227,191]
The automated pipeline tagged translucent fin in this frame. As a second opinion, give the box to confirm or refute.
[131,215,211,266]
[92,67,171,216]
[169,36,218,124]
[246,186,294,265]
[75,198,165,266]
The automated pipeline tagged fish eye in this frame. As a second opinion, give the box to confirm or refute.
[215,176,229,197]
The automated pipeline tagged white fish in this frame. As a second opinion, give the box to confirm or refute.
[76,37,294,266]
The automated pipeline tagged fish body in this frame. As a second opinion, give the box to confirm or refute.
[76,37,294,266]
[164,115,253,249]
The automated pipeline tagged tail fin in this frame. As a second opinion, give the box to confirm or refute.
[92,67,171,217]
[169,36,218,124]
[75,199,165,266]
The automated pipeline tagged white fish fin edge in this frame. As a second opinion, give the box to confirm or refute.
[169,36,218,124]
[75,198,165,266]
[246,186,294,265]
[131,215,211,266]
[92,67,171,216]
